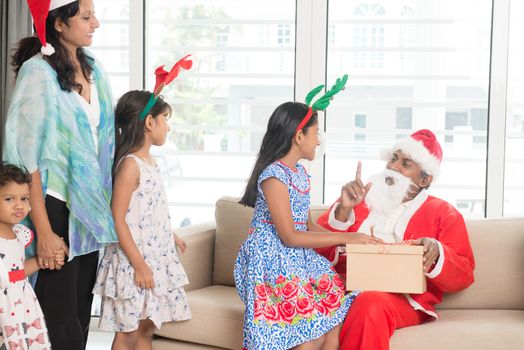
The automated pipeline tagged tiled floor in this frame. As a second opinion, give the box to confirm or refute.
[87,317,114,350]
[87,330,114,350]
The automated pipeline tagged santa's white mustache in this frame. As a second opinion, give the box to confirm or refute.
[365,169,418,216]
[380,169,420,191]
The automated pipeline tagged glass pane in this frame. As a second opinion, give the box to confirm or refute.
[505,0,524,217]
[90,0,130,99]
[147,0,296,225]
[326,0,492,218]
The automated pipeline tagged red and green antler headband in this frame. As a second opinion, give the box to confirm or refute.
[139,54,193,120]
[296,74,349,133]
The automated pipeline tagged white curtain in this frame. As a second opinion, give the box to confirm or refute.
[1,0,31,155]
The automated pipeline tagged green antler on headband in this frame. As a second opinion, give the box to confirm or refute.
[305,74,348,111]
[305,85,325,106]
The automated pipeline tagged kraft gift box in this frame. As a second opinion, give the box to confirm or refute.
[345,244,427,294]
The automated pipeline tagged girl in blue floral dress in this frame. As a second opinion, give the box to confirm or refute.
[234,96,382,349]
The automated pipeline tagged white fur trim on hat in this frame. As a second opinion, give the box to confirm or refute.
[380,137,441,180]
[40,43,56,56]
[50,0,76,11]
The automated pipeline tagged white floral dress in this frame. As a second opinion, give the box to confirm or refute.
[0,225,51,350]
[93,155,191,332]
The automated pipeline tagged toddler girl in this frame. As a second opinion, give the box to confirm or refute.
[0,162,64,350]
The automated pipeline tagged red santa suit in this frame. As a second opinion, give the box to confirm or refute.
[316,190,475,350]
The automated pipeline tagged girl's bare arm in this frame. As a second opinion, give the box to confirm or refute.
[261,178,382,248]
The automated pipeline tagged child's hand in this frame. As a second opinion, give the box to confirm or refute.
[133,262,155,289]
[53,249,66,266]
[347,232,384,245]
[174,233,187,254]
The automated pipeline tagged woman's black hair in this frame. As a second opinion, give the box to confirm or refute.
[239,101,318,207]
[0,161,32,187]
[11,1,94,93]
[113,90,172,176]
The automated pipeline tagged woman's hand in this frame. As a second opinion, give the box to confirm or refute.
[133,262,155,289]
[174,233,187,254]
[37,232,69,270]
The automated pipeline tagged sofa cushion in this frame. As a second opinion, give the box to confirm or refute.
[390,309,524,350]
[155,285,243,349]
[213,197,253,286]
[438,219,524,310]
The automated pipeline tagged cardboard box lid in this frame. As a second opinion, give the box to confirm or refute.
[346,244,424,255]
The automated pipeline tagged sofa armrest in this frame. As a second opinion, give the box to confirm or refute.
[176,222,217,291]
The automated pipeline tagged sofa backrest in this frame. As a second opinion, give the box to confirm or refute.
[213,197,524,310]
[213,197,253,285]
[437,218,524,310]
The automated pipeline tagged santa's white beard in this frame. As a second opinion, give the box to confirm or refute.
[365,169,413,216]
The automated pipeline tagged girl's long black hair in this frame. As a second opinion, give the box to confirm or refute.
[11,1,94,93]
[239,101,318,208]
[113,90,171,176]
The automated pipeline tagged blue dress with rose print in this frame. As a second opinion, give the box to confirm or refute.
[234,161,358,349]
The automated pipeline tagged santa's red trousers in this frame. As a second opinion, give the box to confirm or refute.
[340,291,431,350]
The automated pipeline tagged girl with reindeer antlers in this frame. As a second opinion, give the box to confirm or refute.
[234,76,383,350]
[93,56,193,350]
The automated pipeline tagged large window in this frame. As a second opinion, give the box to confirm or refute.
[325,0,492,218]
[146,0,296,226]
[89,0,523,223]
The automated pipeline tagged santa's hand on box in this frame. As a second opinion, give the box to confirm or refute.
[335,161,372,222]
[410,237,440,272]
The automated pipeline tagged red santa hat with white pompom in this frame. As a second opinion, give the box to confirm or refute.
[381,129,443,180]
[27,0,76,56]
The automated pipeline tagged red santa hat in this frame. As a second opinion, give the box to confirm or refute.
[381,129,443,180]
[27,0,76,56]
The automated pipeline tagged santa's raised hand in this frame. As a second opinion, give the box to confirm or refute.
[334,161,372,222]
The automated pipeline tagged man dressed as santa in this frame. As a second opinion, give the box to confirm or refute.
[316,129,475,350]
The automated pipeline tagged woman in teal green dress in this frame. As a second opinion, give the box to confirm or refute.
[3,0,116,348]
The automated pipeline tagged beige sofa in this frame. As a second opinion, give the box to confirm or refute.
[153,196,524,350]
